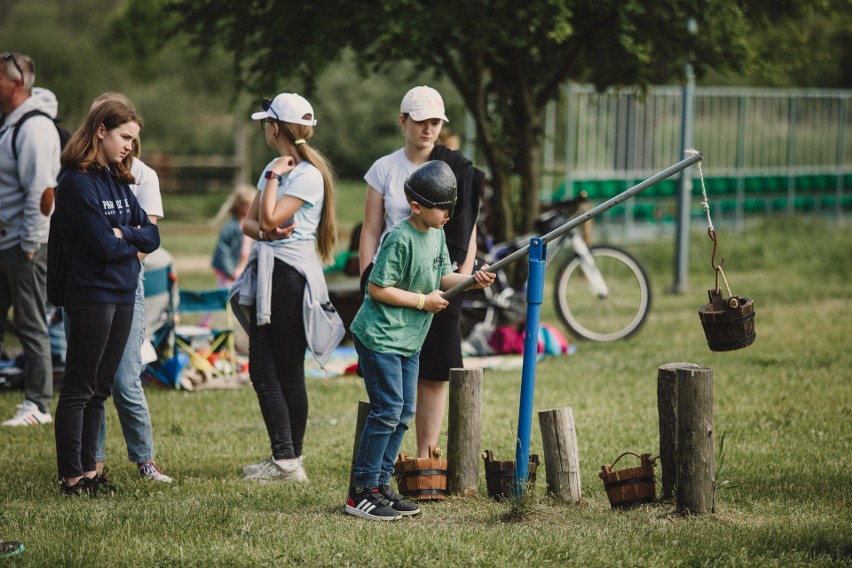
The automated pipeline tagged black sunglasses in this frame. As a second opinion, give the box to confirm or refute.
[1,52,24,83]
[262,99,280,121]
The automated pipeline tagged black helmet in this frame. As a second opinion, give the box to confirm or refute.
[404,160,457,211]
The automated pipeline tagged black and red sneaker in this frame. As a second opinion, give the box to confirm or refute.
[344,486,402,521]
[378,484,420,516]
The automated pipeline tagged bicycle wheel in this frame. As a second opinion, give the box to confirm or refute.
[460,284,498,341]
[553,246,651,342]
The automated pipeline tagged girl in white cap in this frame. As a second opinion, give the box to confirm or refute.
[236,93,343,483]
[359,86,485,460]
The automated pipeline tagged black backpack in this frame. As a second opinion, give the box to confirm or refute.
[11,109,72,160]
[46,211,69,307]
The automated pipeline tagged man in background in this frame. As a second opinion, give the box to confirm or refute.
[0,51,59,426]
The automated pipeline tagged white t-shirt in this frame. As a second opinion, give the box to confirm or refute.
[255,159,324,243]
[130,158,164,218]
[363,148,420,261]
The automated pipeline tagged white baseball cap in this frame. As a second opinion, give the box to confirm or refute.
[400,85,449,123]
[251,93,317,126]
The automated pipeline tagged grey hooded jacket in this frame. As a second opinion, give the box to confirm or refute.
[0,87,61,253]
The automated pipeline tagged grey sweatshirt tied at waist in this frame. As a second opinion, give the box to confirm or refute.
[229,240,345,369]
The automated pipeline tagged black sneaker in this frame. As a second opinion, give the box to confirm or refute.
[61,476,98,497]
[95,467,118,494]
[344,486,402,521]
[378,484,420,516]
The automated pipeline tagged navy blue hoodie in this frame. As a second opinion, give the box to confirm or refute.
[55,168,160,305]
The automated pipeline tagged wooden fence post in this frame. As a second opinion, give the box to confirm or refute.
[446,368,483,496]
[676,366,715,514]
[657,362,700,501]
[538,407,582,503]
[349,400,371,488]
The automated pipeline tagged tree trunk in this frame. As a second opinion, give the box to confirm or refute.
[471,108,513,243]
[520,141,542,232]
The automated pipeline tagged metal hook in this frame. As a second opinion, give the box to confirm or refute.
[707,227,725,271]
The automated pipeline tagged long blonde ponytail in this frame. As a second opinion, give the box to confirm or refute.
[280,123,338,264]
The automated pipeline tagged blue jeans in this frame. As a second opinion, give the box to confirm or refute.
[352,337,419,488]
[96,270,155,463]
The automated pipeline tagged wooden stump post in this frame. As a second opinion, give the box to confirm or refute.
[538,407,582,503]
[657,362,700,501]
[446,368,483,496]
[349,400,371,488]
[676,366,715,514]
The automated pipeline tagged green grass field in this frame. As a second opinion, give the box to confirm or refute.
[0,205,850,566]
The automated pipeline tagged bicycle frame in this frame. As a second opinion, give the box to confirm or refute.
[568,232,610,298]
[481,227,603,300]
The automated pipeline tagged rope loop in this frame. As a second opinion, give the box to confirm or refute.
[691,149,734,298]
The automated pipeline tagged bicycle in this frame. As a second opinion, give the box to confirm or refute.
[461,192,652,343]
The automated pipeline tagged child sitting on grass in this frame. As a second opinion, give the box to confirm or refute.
[346,161,495,521]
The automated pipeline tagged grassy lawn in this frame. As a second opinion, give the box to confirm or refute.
[0,206,850,565]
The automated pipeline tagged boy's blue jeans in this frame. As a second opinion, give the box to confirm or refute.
[352,337,419,488]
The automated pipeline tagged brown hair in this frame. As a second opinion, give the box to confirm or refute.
[61,95,142,184]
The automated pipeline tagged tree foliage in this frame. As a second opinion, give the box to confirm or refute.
[5,0,845,236]
[165,0,840,238]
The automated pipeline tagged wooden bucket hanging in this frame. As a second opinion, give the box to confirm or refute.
[393,446,447,501]
[599,452,657,509]
[698,289,756,352]
[481,449,540,500]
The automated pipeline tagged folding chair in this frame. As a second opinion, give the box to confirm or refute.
[142,249,187,388]
[174,288,237,379]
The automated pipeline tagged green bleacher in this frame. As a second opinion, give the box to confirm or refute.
[554,173,850,223]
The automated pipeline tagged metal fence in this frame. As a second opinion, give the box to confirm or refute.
[540,84,852,232]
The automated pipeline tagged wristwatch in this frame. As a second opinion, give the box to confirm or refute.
[264,170,283,184]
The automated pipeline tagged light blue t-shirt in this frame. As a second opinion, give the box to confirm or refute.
[255,159,324,244]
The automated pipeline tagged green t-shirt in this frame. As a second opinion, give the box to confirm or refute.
[351,219,452,356]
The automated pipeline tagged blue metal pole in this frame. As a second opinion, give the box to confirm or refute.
[514,238,546,496]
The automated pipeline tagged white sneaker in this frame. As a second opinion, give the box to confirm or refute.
[242,456,273,477]
[243,459,307,483]
[243,454,304,477]
[138,462,173,483]
[2,400,52,426]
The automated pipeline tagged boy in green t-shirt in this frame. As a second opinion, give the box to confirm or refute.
[346,161,495,521]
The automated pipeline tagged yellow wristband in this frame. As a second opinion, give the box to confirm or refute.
[416,293,425,310]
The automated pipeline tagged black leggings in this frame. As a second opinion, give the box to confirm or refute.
[55,301,134,479]
[248,260,308,460]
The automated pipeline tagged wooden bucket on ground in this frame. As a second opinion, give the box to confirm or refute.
[599,452,657,509]
[698,289,755,352]
[481,450,540,500]
[394,446,447,501]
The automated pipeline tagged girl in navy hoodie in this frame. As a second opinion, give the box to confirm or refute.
[52,96,159,496]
